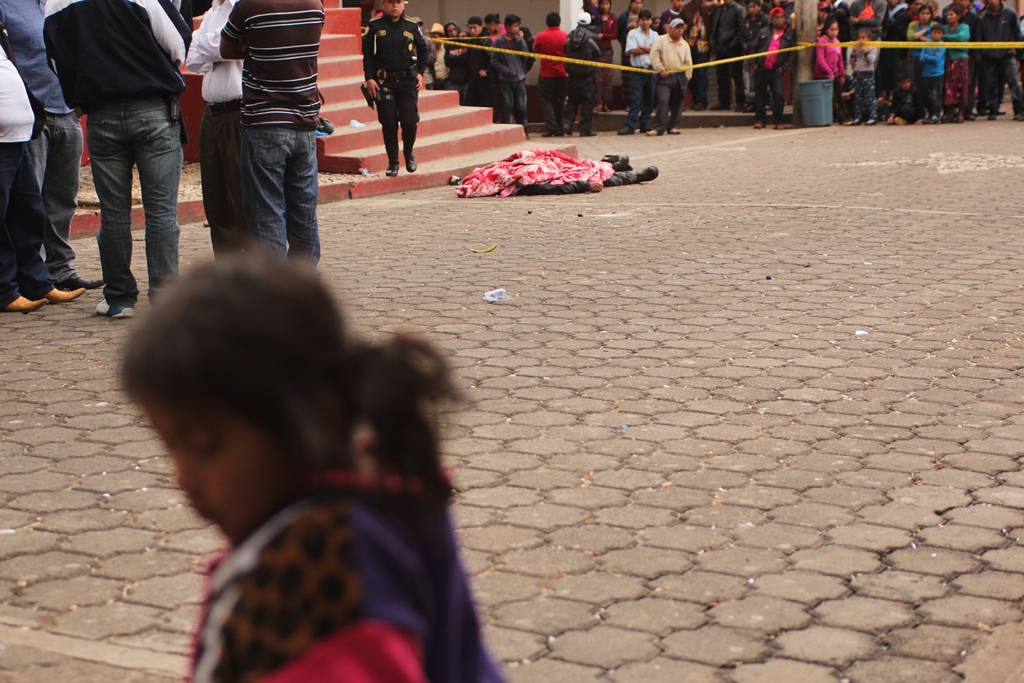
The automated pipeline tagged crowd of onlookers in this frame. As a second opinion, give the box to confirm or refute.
[416,0,1024,131]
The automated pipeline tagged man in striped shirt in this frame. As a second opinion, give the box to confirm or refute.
[221,0,325,263]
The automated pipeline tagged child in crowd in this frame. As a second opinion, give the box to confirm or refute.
[918,23,945,123]
[815,17,851,123]
[906,4,934,84]
[886,72,926,124]
[848,28,879,125]
[122,256,504,683]
[943,5,970,123]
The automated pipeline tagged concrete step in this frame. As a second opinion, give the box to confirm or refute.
[318,106,495,153]
[318,123,527,173]
[319,88,463,125]
[319,33,360,57]
[318,55,364,80]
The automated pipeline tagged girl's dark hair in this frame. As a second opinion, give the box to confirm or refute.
[122,255,456,512]
[821,15,839,31]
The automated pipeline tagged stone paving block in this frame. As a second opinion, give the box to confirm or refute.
[610,657,723,683]
[483,625,546,662]
[734,522,822,551]
[602,597,707,635]
[952,570,1024,601]
[709,595,811,633]
[769,503,855,529]
[661,625,768,667]
[774,626,876,666]
[19,575,122,610]
[0,551,90,582]
[593,504,678,529]
[548,572,647,605]
[63,528,158,558]
[843,656,957,683]
[124,573,204,609]
[598,546,693,579]
[856,503,944,530]
[789,546,882,576]
[471,572,542,607]
[728,658,838,683]
[505,659,603,683]
[502,504,586,531]
[886,624,982,663]
[946,504,1024,530]
[850,570,949,603]
[52,601,161,639]
[886,547,980,577]
[0,530,59,560]
[0,645,63,671]
[916,524,1006,553]
[650,571,749,604]
[460,526,544,554]
[920,594,1022,628]
[685,505,769,530]
[752,570,849,604]
[550,625,657,668]
[813,596,915,633]
[696,548,788,577]
[827,524,912,552]
[493,597,596,634]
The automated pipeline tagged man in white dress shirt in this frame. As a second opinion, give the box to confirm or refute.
[186,0,249,257]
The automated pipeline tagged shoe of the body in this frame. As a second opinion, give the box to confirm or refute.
[95,299,134,318]
[636,166,659,182]
[617,127,635,135]
[44,287,85,303]
[386,162,399,177]
[56,274,103,290]
[3,296,46,313]
[774,123,786,129]
[405,153,416,173]
[753,121,765,129]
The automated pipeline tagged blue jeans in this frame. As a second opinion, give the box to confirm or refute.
[981,55,1023,115]
[498,79,528,131]
[0,142,53,308]
[623,71,655,131]
[86,97,182,306]
[28,112,83,283]
[241,126,320,264]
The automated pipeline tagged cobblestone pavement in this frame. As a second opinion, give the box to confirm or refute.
[3,121,1024,683]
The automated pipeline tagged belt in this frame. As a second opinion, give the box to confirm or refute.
[206,99,243,114]
[377,68,417,81]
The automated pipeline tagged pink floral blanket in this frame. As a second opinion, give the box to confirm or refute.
[456,148,615,198]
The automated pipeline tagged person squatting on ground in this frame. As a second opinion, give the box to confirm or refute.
[0,0,101,293]
[44,0,191,318]
[456,149,658,198]
[533,12,569,138]
[752,7,794,129]
[122,255,505,683]
[491,14,530,136]
[848,29,879,125]
[186,0,250,258]
[886,72,926,123]
[618,8,656,134]
[364,0,427,177]
[563,12,601,136]
[649,18,691,136]
[0,11,85,313]
[221,0,324,263]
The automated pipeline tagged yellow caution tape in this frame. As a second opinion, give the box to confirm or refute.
[437,36,1024,77]
[469,245,497,253]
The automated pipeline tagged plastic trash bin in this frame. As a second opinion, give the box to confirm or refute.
[798,79,833,127]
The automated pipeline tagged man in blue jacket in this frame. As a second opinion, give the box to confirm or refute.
[490,14,531,136]
[44,0,191,318]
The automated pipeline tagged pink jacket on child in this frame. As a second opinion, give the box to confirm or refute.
[814,36,844,82]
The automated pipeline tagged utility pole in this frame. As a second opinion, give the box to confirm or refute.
[793,0,818,126]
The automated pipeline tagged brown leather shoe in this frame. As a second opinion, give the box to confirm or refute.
[753,122,765,129]
[774,123,786,130]
[43,287,85,303]
[3,296,47,313]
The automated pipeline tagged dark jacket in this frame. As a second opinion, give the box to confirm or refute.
[490,32,529,81]
[849,0,888,39]
[363,14,430,80]
[617,9,636,47]
[752,24,796,69]
[709,0,746,54]
[444,42,471,85]
[564,24,600,77]
[977,2,1024,59]
[741,13,770,53]
[832,0,853,41]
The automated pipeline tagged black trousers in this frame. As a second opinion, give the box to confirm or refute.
[517,171,640,196]
[199,107,249,257]
[377,78,420,164]
[716,52,744,106]
[563,76,596,134]
[753,69,784,125]
[538,77,568,135]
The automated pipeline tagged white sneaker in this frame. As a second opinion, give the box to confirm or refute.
[95,299,134,318]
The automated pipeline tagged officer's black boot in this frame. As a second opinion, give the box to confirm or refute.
[404,149,417,173]
[386,159,399,177]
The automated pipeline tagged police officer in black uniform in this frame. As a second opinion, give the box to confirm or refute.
[363,0,429,177]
